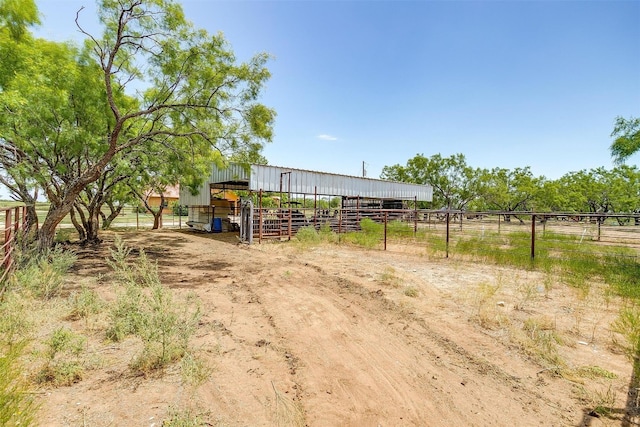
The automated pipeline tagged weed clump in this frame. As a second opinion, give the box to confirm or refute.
[9,247,76,299]
[106,238,201,373]
[36,327,86,386]
[0,342,37,426]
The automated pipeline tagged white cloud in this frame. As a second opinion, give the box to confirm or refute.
[317,134,338,141]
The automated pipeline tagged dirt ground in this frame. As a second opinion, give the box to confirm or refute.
[34,228,639,426]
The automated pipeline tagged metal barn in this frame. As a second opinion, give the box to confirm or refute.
[179,163,433,242]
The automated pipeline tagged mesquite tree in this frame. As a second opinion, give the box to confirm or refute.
[0,0,274,249]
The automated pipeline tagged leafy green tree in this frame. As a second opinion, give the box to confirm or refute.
[478,167,544,221]
[0,0,275,249]
[0,0,42,234]
[611,116,640,165]
[555,168,618,214]
[381,153,484,210]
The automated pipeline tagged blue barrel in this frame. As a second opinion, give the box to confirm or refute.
[213,217,222,233]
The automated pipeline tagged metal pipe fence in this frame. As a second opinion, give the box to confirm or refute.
[0,205,27,283]
[249,207,640,260]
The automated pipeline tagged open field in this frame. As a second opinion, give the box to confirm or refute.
[9,228,637,426]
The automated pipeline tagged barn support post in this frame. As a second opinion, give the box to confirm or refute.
[445,211,450,259]
[313,186,317,229]
[530,214,536,260]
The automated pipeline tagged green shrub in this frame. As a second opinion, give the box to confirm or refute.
[106,283,144,342]
[0,291,32,348]
[130,285,201,373]
[107,236,160,287]
[163,406,209,427]
[171,202,188,216]
[612,305,640,375]
[9,247,76,299]
[36,327,86,386]
[343,218,382,248]
[0,342,37,426]
[318,223,338,243]
[67,286,103,324]
[107,238,201,372]
[294,226,321,244]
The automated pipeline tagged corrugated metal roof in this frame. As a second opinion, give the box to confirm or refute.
[180,163,432,205]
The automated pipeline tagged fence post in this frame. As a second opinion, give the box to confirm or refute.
[4,209,13,269]
[384,211,388,251]
[531,214,536,260]
[414,196,417,236]
[445,211,450,258]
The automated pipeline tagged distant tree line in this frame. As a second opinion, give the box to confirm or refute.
[381,116,640,218]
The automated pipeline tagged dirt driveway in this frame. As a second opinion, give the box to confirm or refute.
[36,229,636,426]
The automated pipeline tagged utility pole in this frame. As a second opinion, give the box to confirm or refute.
[362,161,367,177]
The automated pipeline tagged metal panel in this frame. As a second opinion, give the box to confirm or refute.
[181,163,433,205]
[209,163,250,184]
[247,164,432,201]
[179,182,210,206]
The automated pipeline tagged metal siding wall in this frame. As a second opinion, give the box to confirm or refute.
[179,182,210,206]
[211,163,249,183]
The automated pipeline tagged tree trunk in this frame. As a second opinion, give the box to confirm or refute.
[69,207,87,242]
[83,210,101,244]
[37,210,64,251]
[101,202,123,229]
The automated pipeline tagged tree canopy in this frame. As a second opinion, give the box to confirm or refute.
[0,0,275,248]
[611,116,640,165]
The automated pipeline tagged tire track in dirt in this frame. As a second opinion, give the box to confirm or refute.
[245,251,575,426]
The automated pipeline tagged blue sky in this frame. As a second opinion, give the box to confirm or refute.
[34,0,640,181]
